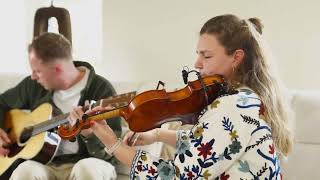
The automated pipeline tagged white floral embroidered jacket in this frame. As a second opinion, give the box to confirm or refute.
[130,87,282,180]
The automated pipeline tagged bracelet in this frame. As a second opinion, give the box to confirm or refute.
[104,138,122,155]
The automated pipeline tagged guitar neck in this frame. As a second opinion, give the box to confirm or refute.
[31,113,70,136]
[29,91,136,136]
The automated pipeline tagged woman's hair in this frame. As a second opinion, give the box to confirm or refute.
[200,14,293,157]
[28,32,72,63]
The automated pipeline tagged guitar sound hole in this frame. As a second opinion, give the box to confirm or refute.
[19,127,33,143]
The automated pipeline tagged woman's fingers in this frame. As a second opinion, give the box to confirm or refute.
[130,134,142,146]
[123,131,134,145]
[124,132,146,146]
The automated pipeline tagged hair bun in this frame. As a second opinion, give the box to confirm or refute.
[248,17,263,34]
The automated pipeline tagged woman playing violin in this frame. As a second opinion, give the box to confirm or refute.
[71,14,293,179]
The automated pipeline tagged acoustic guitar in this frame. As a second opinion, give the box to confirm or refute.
[0,91,136,179]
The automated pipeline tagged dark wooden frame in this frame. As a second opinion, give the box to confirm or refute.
[33,6,72,44]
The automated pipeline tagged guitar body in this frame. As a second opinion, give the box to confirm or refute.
[0,103,61,179]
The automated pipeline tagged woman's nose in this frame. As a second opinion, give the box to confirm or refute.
[194,57,203,70]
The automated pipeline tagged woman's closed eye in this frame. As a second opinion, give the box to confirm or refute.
[202,52,213,59]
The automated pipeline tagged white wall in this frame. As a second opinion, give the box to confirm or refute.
[0,1,28,74]
[26,0,103,66]
[0,0,319,91]
[0,0,102,76]
[101,0,320,90]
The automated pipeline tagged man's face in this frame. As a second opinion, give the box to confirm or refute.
[28,49,58,90]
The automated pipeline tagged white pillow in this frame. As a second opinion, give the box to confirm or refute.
[291,90,320,144]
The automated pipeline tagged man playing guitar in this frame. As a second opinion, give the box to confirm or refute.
[0,32,122,180]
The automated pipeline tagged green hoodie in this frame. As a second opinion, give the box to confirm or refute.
[0,61,122,165]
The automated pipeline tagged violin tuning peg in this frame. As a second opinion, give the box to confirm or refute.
[82,113,89,121]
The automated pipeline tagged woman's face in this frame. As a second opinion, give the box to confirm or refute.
[194,33,235,79]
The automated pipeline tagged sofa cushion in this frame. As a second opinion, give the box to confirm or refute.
[282,143,320,179]
[0,73,26,93]
[291,90,320,144]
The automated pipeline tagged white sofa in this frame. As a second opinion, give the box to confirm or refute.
[0,73,319,179]
[282,90,320,180]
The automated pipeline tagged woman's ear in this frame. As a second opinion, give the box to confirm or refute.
[233,49,245,67]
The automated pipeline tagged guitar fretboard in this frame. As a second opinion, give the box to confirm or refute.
[27,91,136,136]
[31,113,70,136]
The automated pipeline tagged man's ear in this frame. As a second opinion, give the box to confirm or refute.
[233,49,245,68]
[54,63,63,74]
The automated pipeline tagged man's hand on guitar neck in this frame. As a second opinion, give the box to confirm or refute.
[69,106,94,137]
[68,100,92,137]
[68,100,96,137]
[0,128,11,156]
[69,101,114,138]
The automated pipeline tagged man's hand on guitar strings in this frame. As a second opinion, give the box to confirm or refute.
[0,128,10,156]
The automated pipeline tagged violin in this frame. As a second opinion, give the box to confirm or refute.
[57,73,235,140]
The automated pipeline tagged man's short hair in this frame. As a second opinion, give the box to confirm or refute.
[28,32,72,63]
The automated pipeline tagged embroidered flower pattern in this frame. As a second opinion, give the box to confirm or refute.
[157,160,175,179]
[210,100,220,109]
[193,127,204,138]
[197,140,213,159]
[259,102,266,120]
[176,131,193,163]
[229,130,239,140]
